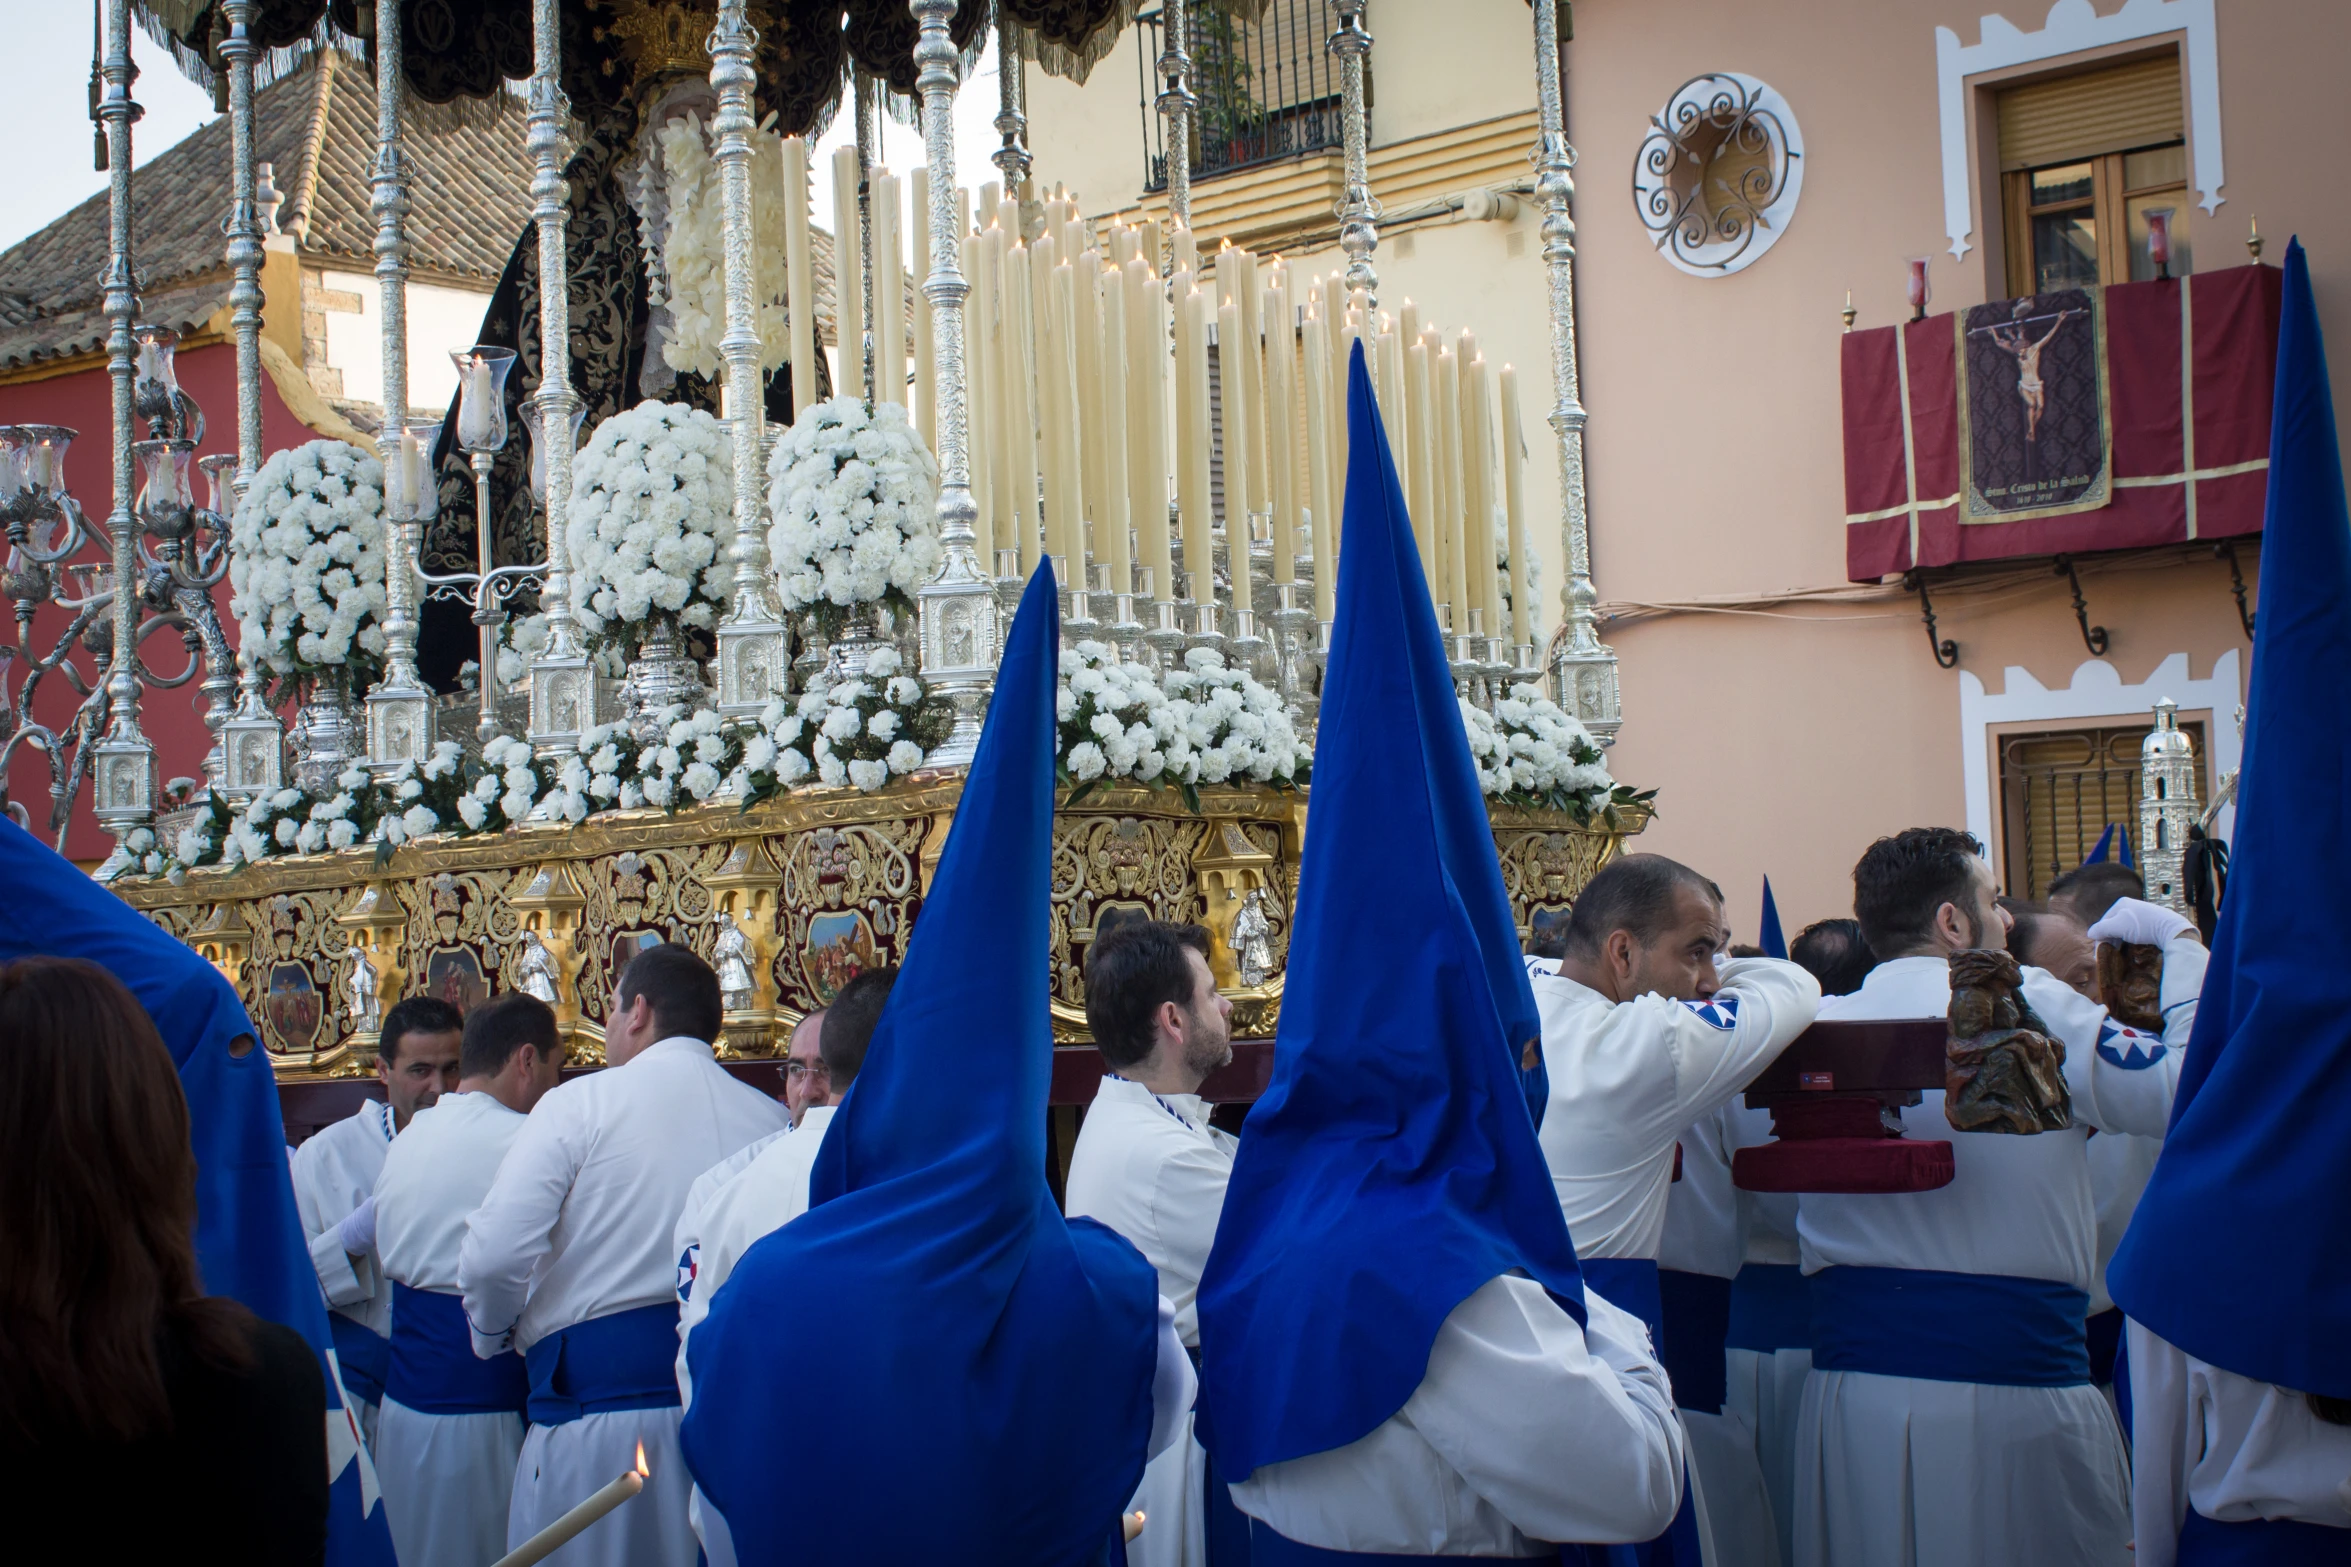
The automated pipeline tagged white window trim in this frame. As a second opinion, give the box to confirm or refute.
[1959,650,2242,869]
[1936,0,2225,260]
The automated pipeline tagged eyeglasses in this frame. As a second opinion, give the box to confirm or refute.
[783,1059,831,1081]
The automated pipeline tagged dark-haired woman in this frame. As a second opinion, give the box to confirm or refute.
[0,956,328,1563]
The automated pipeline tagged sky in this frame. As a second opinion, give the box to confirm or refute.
[0,12,1009,268]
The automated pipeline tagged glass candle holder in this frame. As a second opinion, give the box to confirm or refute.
[1905,256,1931,319]
[134,439,197,540]
[451,346,519,455]
[0,427,27,507]
[198,453,240,518]
[134,324,182,425]
[400,422,444,521]
[17,426,74,493]
[524,397,588,506]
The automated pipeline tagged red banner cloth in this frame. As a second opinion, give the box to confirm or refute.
[1843,263,2281,582]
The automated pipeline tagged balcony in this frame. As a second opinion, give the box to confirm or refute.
[1136,1,1356,195]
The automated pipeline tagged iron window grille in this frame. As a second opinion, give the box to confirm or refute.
[1136,1,1354,195]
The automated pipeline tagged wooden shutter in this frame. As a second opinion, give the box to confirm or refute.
[1998,52,2184,171]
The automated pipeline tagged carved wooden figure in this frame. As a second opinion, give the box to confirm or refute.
[1946,947,2073,1134]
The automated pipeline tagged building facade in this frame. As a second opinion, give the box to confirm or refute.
[1026,0,2346,932]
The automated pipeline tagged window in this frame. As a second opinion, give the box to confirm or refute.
[1997,720,2206,900]
[1135,0,1350,194]
[1998,51,2193,296]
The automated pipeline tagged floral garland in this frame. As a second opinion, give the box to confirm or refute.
[1459,683,1649,824]
[566,402,735,652]
[1058,643,1306,806]
[767,398,941,636]
[227,440,389,695]
[779,646,951,791]
[652,109,791,379]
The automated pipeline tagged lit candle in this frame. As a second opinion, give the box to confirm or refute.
[782,136,816,421]
[832,144,864,401]
[1398,298,1420,354]
[489,1446,647,1567]
[1129,256,1172,602]
[1218,295,1256,610]
[1180,280,1216,603]
[1405,335,1437,592]
[911,167,935,443]
[1172,222,1197,280]
[1499,363,1533,648]
[1301,308,1335,620]
[872,170,905,409]
[1142,217,1164,278]
[1435,341,1465,625]
[1264,275,1297,584]
[1005,241,1044,574]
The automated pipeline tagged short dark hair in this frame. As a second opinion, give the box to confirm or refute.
[380,995,463,1065]
[1789,917,1876,997]
[1852,828,1987,957]
[1084,920,1215,1071]
[461,993,559,1080]
[616,942,723,1045]
[1726,943,1765,959]
[820,968,897,1086]
[2046,862,2144,924]
[1561,854,1723,958]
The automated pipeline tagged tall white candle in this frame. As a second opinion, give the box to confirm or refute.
[489,1461,644,1567]
[1218,295,1255,610]
[1265,277,1297,584]
[1097,262,1133,596]
[1376,327,1408,508]
[1074,252,1109,575]
[1129,257,1172,601]
[872,171,905,409]
[1179,280,1215,602]
[1006,240,1044,574]
[1499,364,1534,648]
[911,168,936,444]
[782,136,816,420]
[1405,336,1437,591]
[1235,248,1267,515]
[1049,260,1085,570]
[1301,309,1335,620]
[1435,342,1465,625]
[830,144,864,402]
[1465,351,1499,632]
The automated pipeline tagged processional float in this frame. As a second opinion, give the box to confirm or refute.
[23,0,1636,1081]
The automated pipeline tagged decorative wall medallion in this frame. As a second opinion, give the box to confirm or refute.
[1632,72,1803,276]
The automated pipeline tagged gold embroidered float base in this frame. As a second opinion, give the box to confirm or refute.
[119,776,1641,1081]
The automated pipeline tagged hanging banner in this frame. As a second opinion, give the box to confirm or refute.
[1842,262,2280,581]
[1957,287,2110,521]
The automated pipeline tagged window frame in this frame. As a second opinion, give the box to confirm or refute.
[2001,140,2189,297]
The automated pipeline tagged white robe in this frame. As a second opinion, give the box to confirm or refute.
[1662,1104,1780,1567]
[1793,944,2205,1567]
[292,1098,397,1443]
[373,1090,530,1567]
[1722,1098,1812,1567]
[1065,1076,1240,1567]
[2126,1321,2351,1567]
[460,1036,787,1567]
[1232,1276,1686,1553]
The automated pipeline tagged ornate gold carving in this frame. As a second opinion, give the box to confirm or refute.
[1192,820,1280,993]
[328,882,410,1077]
[703,837,786,1059]
[511,860,594,1064]
[189,902,253,993]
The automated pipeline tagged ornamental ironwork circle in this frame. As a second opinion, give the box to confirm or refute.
[1632,72,1804,277]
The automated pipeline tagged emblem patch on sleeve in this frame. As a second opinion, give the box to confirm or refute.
[1681,996,1741,1030]
[2095,1020,2168,1070]
[677,1245,700,1302]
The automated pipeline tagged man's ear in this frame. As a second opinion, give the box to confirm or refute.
[1604,928,1637,980]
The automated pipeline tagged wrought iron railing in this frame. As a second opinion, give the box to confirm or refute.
[1137,1,1352,194]
[1998,720,2206,900]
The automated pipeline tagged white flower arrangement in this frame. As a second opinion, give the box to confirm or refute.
[1058,643,1306,802]
[652,109,790,379]
[773,646,948,792]
[1459,683,1636,822]
[227,440,389,692]
[766,397,941,634]
[567,401,735,651]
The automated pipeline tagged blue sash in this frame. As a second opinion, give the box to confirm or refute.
[2178,1507,2350,1565]
[328,1310,389,1408]
[1562,1259,1702,1567]
[1655,1270,1730,1416]
[523,1301,684,1427]
[1725,1264,1812,1354]
[1811,1266,2089,1387]
[385,1281,529,1417]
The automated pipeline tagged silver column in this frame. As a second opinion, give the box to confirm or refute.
[524,0,597,756]
[708,1,786,723]
[992,18,1030,189]
[912,0,999,768]
[1329,0,1379,312]
[1155,0,1195,230]
[1530,0,1617,742]
[91,0,154,877]
[365,0,435,771]
[205,0,264,792]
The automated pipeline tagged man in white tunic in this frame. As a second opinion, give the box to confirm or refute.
[373,992,564,1566]
[1065,917,1240,1567]
[1531,853,1819,1565]
[1794,828,2203,1567]
[291,995,462,1445]
[669,1009,810,1322]
[461,943,787,1567]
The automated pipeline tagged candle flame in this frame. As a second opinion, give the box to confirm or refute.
[634,1441,650,1478]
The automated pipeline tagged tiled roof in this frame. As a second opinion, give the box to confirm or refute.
[0,53,529,371]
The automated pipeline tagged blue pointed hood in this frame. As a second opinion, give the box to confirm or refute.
[1760,877,1788,960]
[2109,239,2351,1398]
[682,564,1160,1562]
[1194,342,1585,1483]
[0,818,396,1562]
[2085,824,2116,864]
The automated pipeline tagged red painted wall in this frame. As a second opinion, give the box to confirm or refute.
[1,341,330,861]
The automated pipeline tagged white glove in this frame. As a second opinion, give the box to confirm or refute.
[337,1194,378,1258]
[2087,897,2198,948]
